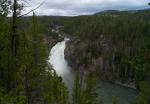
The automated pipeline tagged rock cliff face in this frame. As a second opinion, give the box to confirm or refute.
[45,25,65,51]
[65,39,80,69]
[45,35,64,51]
[65,35,111,69]
[65,36,136,89]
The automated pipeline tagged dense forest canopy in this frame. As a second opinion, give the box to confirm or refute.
[47,9,150,104]
[0,0,150,104]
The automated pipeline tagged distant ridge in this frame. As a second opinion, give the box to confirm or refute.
[94,8,150,15]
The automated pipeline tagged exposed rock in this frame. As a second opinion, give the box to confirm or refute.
[46,36,64,51]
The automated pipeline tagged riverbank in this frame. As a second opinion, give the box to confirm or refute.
[114,81,136,89]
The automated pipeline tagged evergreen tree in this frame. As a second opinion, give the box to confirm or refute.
[83,73,99,104]
[112,96,118,104]
[135,81,150,104]
[73,71,99,104]
[73,71,82,104]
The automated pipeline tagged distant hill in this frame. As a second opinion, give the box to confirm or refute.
[94,8,150,15]
[95,10,121,15]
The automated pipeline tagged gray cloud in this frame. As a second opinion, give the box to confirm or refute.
[22,0,149,16]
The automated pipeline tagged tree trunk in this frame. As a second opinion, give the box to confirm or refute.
[25,69,30,104]
[11,0,17,57]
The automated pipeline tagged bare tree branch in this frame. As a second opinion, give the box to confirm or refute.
[18,0,45,17]
[22,0,32,6]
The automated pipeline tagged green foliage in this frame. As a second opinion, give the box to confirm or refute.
[0,87,25,104]
[62,11,150,84]
[83,73,99,104]
[73,72,99,104]
[16,13,69,104]
[0,0,10,16]
[42,68,68,104]
[112,96,118,104]
[0,6,69,104]
[0,2,150,104]
[130,35,150,87]
[135,81,150,104]
[73,71,82,104]
[0,0,13,90]
[131,32,150,104]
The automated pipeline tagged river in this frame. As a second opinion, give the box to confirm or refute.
[48,38,138,104]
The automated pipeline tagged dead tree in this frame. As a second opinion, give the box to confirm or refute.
[11,0,17,57]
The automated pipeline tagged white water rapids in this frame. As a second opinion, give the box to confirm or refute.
[48,38,74,90]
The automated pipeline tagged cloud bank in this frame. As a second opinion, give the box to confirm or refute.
[22,0,149,16]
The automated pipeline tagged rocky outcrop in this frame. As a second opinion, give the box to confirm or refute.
[45,25,66,51]
[45,35,64,51]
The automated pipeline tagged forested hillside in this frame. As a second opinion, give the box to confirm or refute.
[62,10,150,103]
[0,0,150,104]
[63,10,149,82]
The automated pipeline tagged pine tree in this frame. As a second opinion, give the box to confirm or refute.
[73,71,99,104]
[0,1,71,104]
[112,96,118,104]
[42,66,68,104]
[135,81,150,104]
[83,73,99,104]
[73,71,83,104]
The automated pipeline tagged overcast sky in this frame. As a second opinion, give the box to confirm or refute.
[22,0,149,16]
